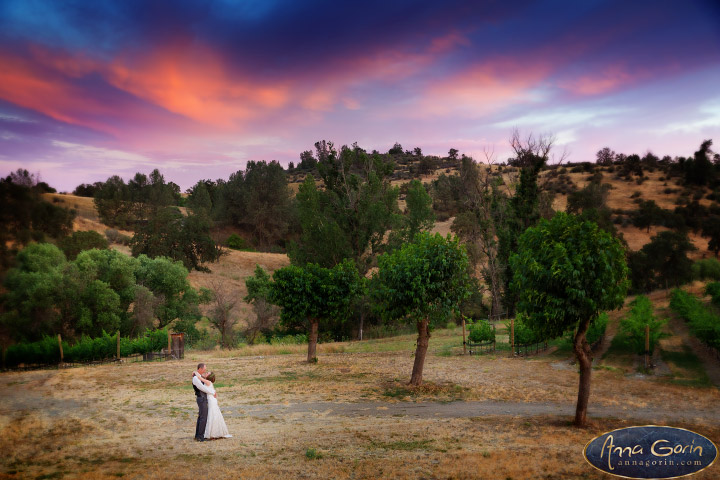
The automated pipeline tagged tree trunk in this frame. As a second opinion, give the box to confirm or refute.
[573,318,593,427]
[307,318,319,363]
[410,317,430,386]
[358,310,364,341]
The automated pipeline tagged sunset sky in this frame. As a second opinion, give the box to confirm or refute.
[1,0,719,191]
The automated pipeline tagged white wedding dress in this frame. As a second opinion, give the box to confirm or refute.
[204,383,232,439]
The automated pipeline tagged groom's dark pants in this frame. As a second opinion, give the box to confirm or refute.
[195,394,208,440]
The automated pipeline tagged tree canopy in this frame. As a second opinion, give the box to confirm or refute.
[374,233,471,385]
[270,259,361,362]
[510,212,629,426]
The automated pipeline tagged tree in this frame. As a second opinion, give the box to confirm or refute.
[70,249,138,335]
[73,182,102,197]
[94,175,133,228]
[498,130,558,314]
[566,178,618,237]
[244,265,278,341]
[130,207,222,272]
[206,281,239,349]
[216,160,293,248]
[510,212,629,427]
[374,233,471,385]
[58,230,109,260]
[244,265,279,344]
[683,139,715,186]
[0,173,75,265]
[289,142,398,273]
[388,142,403,155]
[389,180,435,247]
[448,148,459,160]
[186,181,212,217]
[270,260,361,362]
[134,255,204,329]
[430,173,463,218]
[2,243,66,341]
[298,150,317,171]
[702,216,720,256]
[628,230,696,292]
[595,147,615,165]
[632,200,664,232]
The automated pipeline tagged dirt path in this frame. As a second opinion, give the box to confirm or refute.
[224,399,720,424]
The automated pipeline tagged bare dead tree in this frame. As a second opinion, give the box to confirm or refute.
[130,285,161,336]
[452,148,506,316]
[244,297,279,344]
[207,281,239,349]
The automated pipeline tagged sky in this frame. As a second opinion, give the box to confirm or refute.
[0,0,719,192]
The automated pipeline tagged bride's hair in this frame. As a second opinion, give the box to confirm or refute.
[206,372,215,383]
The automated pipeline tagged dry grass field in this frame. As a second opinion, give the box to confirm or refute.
[1,325,719,480]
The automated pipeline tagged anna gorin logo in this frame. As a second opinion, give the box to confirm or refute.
[584,426,717,479]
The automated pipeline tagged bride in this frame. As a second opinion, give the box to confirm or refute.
[197,372,232,439]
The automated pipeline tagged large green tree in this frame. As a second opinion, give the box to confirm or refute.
[2,245,204,341]
[627,230,696,293]
[130,206,222,272]
[288,141,398,273]
[388,179,435,248]
[270,260,361,362]
[215,160,293,249]
[1,243,66,340]
[374,233,471,385]
[510,212,629,427]
[134,255,206,329]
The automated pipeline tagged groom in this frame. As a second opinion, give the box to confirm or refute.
[192,363,216,442]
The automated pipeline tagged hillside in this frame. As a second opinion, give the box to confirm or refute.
[50,161,715,332]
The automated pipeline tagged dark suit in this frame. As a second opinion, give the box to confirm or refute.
[193,377,208,440]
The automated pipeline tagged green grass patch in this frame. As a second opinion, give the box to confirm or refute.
[304,448,323,460]
[660,346,712,387]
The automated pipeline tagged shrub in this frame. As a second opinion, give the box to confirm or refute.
[468,319,494,343]
[226,234,253,251]
[618,295,668,355]
[505,314,544,345]
[105,229,131,245]
[705,282,720,306]
[692,258,720,281]
[669,289,720,350]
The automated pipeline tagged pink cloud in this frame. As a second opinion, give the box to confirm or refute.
[416,58,552,117]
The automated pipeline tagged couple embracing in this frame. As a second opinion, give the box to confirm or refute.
[193,362,232,441]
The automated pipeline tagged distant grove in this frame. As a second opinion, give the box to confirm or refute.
[1,135,718,352]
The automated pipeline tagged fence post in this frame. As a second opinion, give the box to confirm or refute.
[117,330,121,360]
[493,324,496,352]
[462,316,467,355]
[57,334,64,364]
[644,324,650,370]
[510,317,514,357]
[167,330,172,358]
